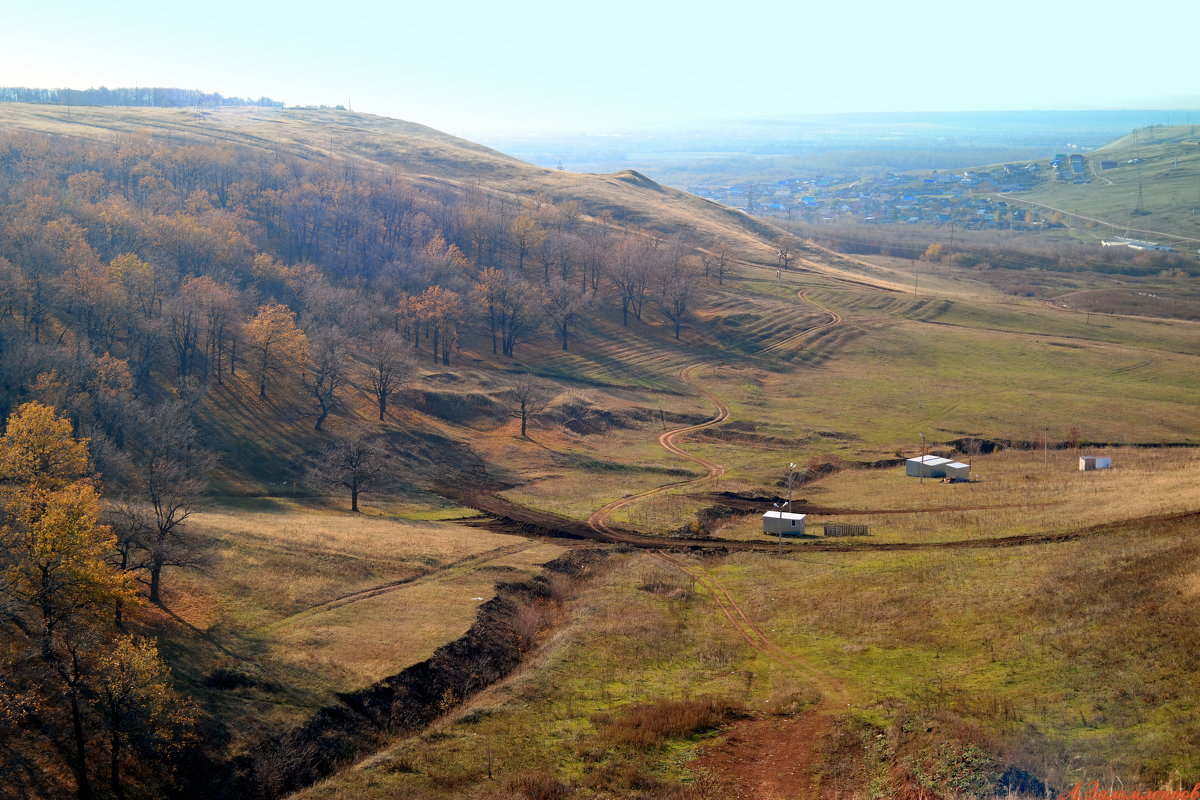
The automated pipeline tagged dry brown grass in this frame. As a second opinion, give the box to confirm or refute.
[147,502,564,744]
[714,447,1200,543]
[592,696,744,750]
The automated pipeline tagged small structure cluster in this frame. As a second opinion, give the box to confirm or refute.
[905,454,969,481]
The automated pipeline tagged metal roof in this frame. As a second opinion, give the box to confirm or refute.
[762,510,807,521]
[908,455,951,466]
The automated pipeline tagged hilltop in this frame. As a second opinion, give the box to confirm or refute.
[0,103,780,249]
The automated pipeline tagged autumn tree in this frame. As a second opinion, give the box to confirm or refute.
[244,303,309,398]
[185,275,240,384]
[543,280,588,351]
[0,403,136,799]
[163,292,203,387]
[92,635,196,798]
[473,267,505,355]
[509,215,545,272]
[495,274,542,358]
[415,285,463,366]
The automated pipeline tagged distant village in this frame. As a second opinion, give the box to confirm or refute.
[688,151,1145,233]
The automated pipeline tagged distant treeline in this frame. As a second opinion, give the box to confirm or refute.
[0,86,283,108]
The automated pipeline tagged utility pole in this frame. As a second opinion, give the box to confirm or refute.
[919,433,926,485]
[1044,428,1049,469]
[775,462,797,557]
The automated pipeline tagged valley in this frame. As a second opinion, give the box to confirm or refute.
[0,100,1198,800]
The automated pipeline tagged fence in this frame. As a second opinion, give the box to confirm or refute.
[823,523,869,537]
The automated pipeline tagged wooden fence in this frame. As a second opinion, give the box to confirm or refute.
[822,523,870,537]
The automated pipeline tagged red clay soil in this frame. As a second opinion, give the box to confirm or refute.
[693,712,832,800]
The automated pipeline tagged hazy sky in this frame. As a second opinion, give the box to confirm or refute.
[2,0,1196,138]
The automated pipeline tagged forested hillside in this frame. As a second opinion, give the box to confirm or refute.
[0,103,789,798]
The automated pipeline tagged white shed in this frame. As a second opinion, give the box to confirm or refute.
[1080,456,1112,471]
[763,510,807,536]
[906,455,950,477]
[943,461,970,480]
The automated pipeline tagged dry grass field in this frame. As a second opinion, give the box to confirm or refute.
[716,447,1200,544]
[143,500,565,740]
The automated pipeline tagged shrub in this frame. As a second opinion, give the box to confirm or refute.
[592,696,744,750]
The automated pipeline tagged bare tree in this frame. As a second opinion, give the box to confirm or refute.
[701,245,730,285]
[361,330,413,421]
[777,239,796,271]
[506,374,552,438]
[302,327,351,431]
[123,402,212,606]
[543,280,589,351]
[494,272,542,357]
[307,434,391,512]
[659,269,698,340]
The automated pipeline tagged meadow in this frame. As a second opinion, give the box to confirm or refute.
[143,500,565,741]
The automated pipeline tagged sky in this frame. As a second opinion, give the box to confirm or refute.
[2,0,1197,138]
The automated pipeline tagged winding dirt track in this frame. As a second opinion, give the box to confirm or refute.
[758,288,843,354]
[586,363,729,538]
[586,285,838,543]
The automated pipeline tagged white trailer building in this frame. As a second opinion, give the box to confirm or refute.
[762,510,807,536]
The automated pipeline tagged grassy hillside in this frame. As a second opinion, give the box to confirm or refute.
[1011,125,1200,243]
[3,103,1199,799]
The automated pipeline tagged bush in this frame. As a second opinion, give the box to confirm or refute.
[503,773,572,800]
[592,696,744,750]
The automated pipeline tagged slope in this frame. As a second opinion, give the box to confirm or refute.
[1006,124,1200,242]
[0,103,784,251]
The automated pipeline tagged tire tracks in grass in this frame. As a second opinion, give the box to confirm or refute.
[758,288,843,355]
[258,540,541,635]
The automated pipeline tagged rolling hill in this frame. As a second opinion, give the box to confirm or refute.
[0,103,783,251]
[1007,124,1200,243]
[2,100,1200,800]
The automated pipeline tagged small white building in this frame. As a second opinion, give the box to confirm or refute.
[763,510,807,536]
[906,455,949,476]
[942,461,970,480]
[906,455,969,480]
[1079,456,1113,471]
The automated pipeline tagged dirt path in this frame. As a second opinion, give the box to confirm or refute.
[758,288,843,355]
[998,192,1200,244]
[258,541,540,634]
[580,312,852,798]
[586,362,729,538]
